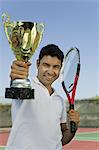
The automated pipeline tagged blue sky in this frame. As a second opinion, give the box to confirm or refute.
[0,0,99,101]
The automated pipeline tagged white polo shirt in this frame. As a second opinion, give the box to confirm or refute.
[6,77,67,150]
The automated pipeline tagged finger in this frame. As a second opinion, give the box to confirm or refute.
[12,60,31,68]
[70,109,74,113]
[11,68,28,75]
[10,72,28,80]
[70,115,80,124]
[10,68,29,80]
[11,62,29,74]
[69,111,80,120]
[11,66,29,75]
[69,112,80,119]
[26,61,31,66]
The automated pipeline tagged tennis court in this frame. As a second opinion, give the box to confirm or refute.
[0,128,99,150]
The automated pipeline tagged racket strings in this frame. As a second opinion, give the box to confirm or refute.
[63,51,79,93]
[62,47,80,105]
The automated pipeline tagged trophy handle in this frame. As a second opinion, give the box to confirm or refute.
[31,23,44,56]
[2,13,15,45]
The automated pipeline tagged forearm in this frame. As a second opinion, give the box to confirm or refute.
[61,127,77,145]
[61,109,80,145]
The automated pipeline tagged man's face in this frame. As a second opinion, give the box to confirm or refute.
[37,55,62,87]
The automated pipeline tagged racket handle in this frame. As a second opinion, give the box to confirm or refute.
[69,104,77,133]
[69,104,74,110]
[70,121,77,133]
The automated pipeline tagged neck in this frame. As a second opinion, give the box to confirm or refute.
[46,85,54,95]
[37,77,54,95]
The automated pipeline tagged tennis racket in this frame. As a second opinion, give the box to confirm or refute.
[61,47,80,133]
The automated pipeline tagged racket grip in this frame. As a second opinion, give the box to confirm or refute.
[69,104,74,110]
[70,121,77,133]
[69,104,77,133]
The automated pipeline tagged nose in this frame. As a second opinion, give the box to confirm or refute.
[47,66,54,75]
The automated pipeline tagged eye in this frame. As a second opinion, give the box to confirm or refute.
[43,63,50,67]
[54,65,61,69]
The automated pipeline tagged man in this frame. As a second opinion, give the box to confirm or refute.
[6,44,79,150]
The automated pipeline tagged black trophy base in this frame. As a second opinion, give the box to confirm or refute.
[5,87,34,100]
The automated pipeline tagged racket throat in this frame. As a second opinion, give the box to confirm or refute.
[69,104,74,110]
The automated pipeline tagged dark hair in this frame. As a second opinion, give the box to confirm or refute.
[39,44,64,64]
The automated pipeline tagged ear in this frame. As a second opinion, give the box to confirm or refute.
[36,59,40,68]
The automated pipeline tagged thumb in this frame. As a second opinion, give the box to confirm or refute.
[25,62,31,68]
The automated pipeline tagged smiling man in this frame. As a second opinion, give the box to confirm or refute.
[6,44,80,150]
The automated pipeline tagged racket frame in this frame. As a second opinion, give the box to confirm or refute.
[61,47,80,133]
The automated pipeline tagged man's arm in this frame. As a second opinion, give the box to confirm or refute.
[61,109,80,145]
[61,122,76,145]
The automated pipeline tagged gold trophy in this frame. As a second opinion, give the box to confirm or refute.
[2,13,44,99]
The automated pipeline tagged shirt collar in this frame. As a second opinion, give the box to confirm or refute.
[33,76,45,88]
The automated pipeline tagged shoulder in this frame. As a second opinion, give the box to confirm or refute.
[53,92,66,107]
[54,90,65,102]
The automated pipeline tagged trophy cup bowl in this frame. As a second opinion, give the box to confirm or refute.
[2,13,44,99]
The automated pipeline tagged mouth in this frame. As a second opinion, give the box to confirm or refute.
[44,75,54,81]
[46,77,53,81]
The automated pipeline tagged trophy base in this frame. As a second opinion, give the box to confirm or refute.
[5,87,34,100]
